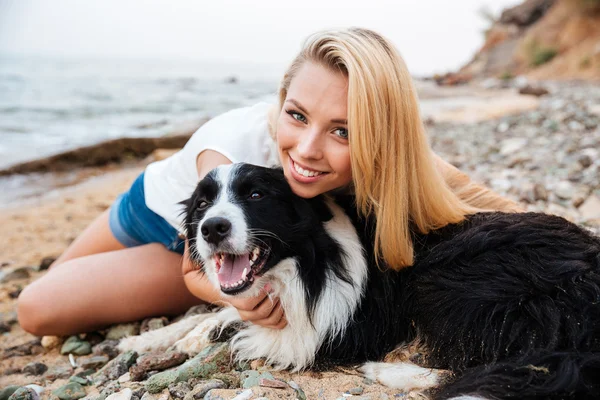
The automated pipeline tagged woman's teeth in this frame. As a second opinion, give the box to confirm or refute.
[294,161,324,177]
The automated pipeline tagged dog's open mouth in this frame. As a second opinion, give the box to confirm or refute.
[214,246,270,294]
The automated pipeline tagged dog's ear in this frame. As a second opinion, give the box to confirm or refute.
[177,196,193,220]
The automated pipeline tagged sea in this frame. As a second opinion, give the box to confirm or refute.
[0,54,282,170]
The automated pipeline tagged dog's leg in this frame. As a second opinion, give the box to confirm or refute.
[118,313,217,354]
[359,361,451,391]
[172,307,244,355]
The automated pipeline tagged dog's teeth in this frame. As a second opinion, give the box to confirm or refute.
[242,267,248,279]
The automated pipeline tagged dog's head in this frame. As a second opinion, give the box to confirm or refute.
[183,163,331,297]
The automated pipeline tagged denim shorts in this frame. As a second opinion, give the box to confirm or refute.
[109,172,185,254]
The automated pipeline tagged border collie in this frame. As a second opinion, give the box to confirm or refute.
[120,163,600,399]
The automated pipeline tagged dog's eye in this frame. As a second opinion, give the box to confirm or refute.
[197,200,210,210]
[249,191,263,200]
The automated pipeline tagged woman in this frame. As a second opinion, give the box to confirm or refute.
[17,28,521,337]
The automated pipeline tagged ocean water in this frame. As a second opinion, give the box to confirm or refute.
[0,55,281,169]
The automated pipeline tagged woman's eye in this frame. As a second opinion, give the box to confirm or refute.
[250,191,263,200]
[334,128,349,139]
[287,110,307,123]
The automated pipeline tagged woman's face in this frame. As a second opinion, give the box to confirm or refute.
[276,62,352,199]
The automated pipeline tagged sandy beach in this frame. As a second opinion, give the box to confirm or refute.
[1,80,599,399]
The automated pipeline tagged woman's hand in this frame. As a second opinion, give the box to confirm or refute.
[223,283,287,329]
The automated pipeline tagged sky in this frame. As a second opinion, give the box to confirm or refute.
[0,0,523,77]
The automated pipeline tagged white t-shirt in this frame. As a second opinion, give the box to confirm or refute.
[144,102,280,232]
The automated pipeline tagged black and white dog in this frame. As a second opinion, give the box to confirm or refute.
[121,163,600,399]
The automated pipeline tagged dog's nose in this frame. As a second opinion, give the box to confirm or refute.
[201,217,232,245]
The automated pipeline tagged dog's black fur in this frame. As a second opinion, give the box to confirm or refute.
[184,164,600,399]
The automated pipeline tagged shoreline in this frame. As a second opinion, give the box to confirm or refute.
[0,81,544,210]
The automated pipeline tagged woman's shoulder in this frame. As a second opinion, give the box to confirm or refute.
[181,101,275,161]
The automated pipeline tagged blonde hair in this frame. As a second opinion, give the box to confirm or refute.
[274,28,483,270]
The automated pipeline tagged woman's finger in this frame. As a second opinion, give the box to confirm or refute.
[254,302,286,329]
[226,284,271,312]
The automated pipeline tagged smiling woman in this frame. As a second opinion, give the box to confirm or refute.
[277,62,353,198]
[17,27,521,337]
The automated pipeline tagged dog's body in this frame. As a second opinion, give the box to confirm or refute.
[120,164,600,399]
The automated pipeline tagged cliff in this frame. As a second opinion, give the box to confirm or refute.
[454,0,600,81]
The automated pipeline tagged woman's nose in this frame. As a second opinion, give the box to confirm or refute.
[296,129,323,160]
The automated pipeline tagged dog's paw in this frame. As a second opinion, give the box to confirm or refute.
[118,334,159,354]
[359,362,445,391]
[172,318,222,355]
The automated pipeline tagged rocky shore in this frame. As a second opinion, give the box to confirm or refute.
[0,79,599,399]
[429,80,600,235]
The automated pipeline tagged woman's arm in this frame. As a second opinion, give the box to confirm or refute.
[433,153,524,212]
[181,149,287,329]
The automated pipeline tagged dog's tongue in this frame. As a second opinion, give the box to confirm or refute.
[218,254,250,286]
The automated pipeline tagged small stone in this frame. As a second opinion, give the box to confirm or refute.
[106,323,140,340]
[499,138,527,156]
[93,340,120,359]
[23,387,43,398]
[497,121,510,133]
[0,310,16,324]
[0,322,11,333]
[82,332,106,346]
[554,181,574,200]
[118,372,131,383]
[519,85,549,97]
[210,372,240,389]
[0,386,20,400]
[100,381,122,398]
[578,154,593,169]
[288,381,306,400]
[363,377,375,385]
[579,195,600,221]
[41,335,63,349]
[129,351,188,381]
[8,287,22,299]
[230,390,253,400]
[7,388,38,400]
[141,389,170,400]
[80,355,109,370]
[533,183,548,202]
[3,339,44,358]
[61,336,92,356]
[94,350,138,386]
[44,365,74,380]
[22,362,48,376]
[3,368,21,375]
[0,267,30,283]
[39,256,56,271]
[258,378,287,389]
[105,389,132,400]
[240,371,260,389]
[144,343,230,394]
[183,380,225,400]
[167,382,191,399]
[52,383,86,400]
[568,120,585,132]
[68,376,89,386]
[249,359,265,370]
[347,387,364,395]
